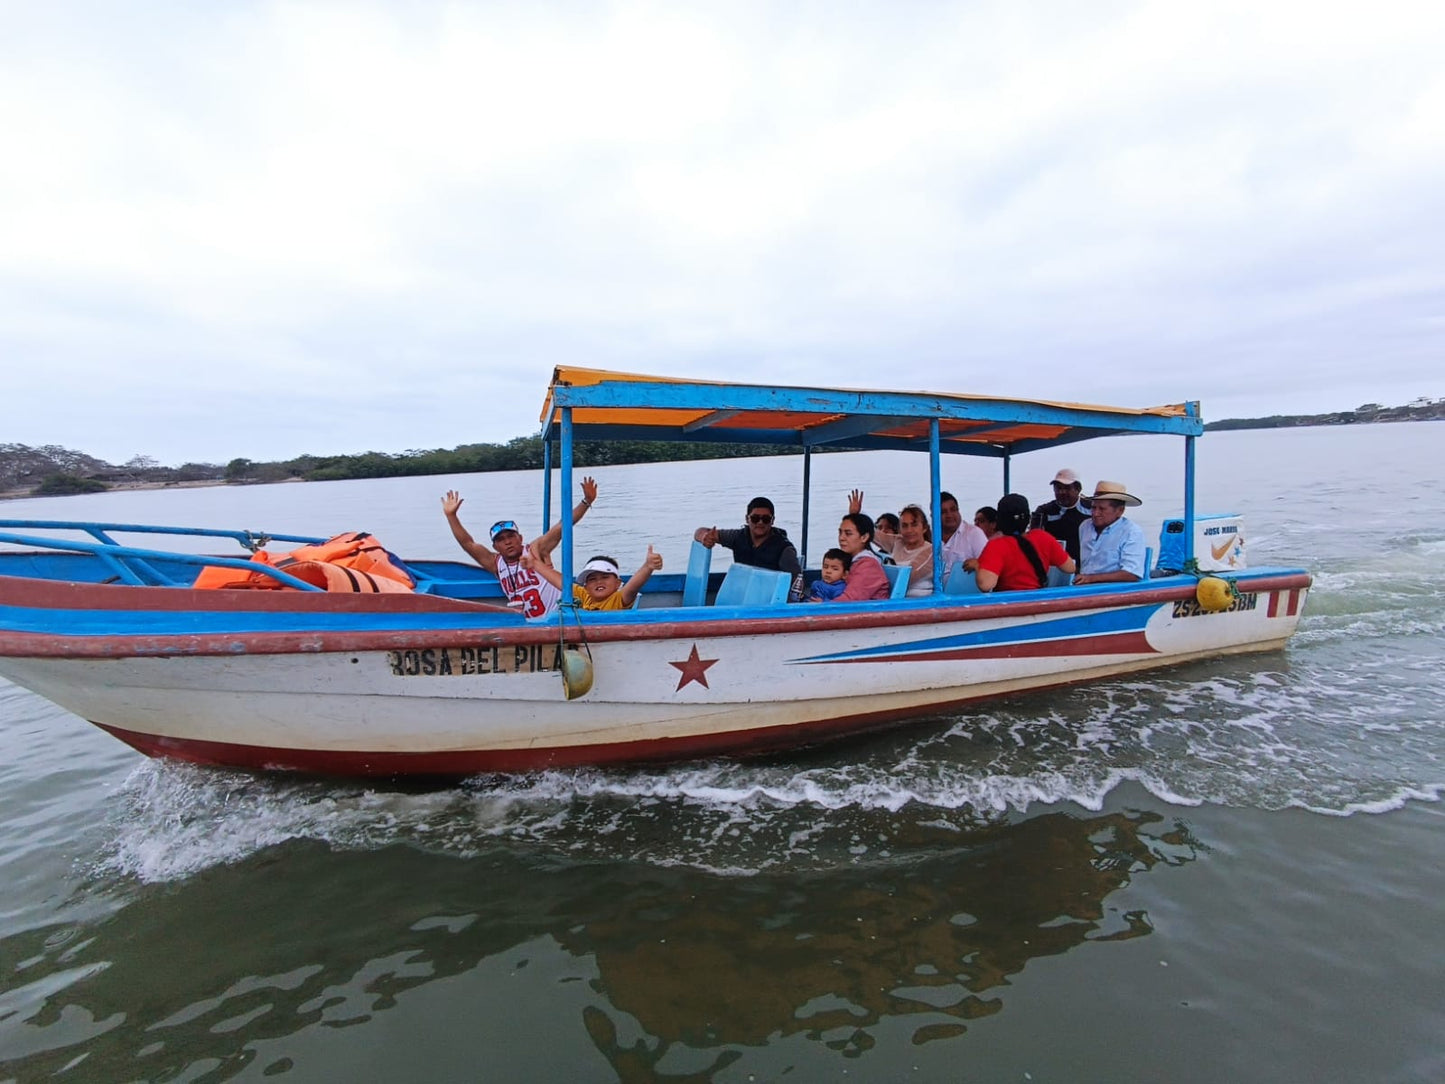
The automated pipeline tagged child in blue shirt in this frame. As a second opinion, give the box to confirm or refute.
[807,548,851,602]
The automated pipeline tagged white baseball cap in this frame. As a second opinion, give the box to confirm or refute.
[575,557,621,585]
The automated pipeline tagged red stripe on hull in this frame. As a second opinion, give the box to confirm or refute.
[1286,588,1301,617]
[0,572,1315,660]
[96,694,1008,776]
[0,575,514,614]
[1267,590,1281,618]
[827,630,1157,664]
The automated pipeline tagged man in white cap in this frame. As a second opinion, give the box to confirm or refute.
[1074,481,1147,585]
[1030,468,1091,563]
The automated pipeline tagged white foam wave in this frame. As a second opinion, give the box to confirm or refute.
[1293,784,1444,817]
[91,651,1445,884]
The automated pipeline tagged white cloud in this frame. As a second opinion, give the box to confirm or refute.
[1,0,1441,464]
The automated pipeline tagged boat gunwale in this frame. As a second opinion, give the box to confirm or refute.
[0,570,1314,659]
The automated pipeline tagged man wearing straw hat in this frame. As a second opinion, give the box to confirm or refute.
[1073,480,1147,586]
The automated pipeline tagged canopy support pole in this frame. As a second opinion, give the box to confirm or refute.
[1183,434,1197,565]
[1002,453,1011,498]
[542,439,553,532]
[801,448,812,569]
[560,409,575,594]
[929,420,943,594]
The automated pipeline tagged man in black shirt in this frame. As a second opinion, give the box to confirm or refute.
[1030,468,1091,564]
[695,497,803,598]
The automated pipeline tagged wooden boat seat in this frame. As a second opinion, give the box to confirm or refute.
[714,563,792,607]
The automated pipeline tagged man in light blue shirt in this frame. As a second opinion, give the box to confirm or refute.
[1075,480,1146,585]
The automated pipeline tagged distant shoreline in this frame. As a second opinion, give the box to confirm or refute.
[1,478,237,501]
[3,413,1439,500]
[1204,405,1442,431]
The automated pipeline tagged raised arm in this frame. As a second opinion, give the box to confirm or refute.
[441,490,497,573]
[618,545,664,607]
[533,476,599,559]
[520,544,563,591]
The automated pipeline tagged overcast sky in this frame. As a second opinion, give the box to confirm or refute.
[2,1,1441,466]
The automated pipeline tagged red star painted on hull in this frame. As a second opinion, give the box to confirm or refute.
[669,644,719,690]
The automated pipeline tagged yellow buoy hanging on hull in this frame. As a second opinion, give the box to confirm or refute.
[1195,576,1234,613]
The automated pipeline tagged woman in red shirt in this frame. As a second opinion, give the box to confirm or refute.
[976,493,1076,592]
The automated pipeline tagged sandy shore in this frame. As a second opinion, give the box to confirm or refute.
[0,479,238,501]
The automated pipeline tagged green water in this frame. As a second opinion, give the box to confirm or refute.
[2,423,1443,1082]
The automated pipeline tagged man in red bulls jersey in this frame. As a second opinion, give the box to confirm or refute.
[441,476,598,618]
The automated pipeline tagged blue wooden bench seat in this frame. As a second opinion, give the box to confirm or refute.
[882,563,912,600]
[683,540,713,606]
[714,563,792,607]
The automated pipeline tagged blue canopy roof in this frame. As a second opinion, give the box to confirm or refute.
[540,367,1202,458]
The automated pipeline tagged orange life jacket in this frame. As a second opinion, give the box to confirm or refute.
[270,559,415,593]
[192,532,416,592]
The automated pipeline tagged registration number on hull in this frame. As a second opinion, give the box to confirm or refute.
[386,645,563,677]
[1171,591,1258,619]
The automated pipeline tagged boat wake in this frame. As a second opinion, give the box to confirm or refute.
[96,654,1444,884]
[82,540,1445,884]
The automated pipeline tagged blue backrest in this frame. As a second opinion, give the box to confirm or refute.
[1143,546,1153,581]
[743,566,792,606]
[943,561,980,595]
[714,563,790,607]
[713,564,752,606]
[683,540,712,606]
[883,562,912,600]
[1045,566,1074,588]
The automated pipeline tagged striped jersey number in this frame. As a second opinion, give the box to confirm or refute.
[515,587,547,617]
[499,559,548,617]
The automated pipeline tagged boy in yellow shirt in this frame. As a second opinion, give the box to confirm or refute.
[522,547,663,611]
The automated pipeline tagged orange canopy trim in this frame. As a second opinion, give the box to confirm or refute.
[540,367,1200,457]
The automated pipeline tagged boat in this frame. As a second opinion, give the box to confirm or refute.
[0,368,1311,777]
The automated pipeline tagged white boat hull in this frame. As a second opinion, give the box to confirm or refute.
[0,575,1308,775]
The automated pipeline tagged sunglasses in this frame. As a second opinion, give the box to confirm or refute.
[748,513,773,525]
[490,520,519,537]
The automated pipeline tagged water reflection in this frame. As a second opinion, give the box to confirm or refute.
[0,809,1198,1081]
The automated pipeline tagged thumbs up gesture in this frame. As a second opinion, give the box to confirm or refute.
[643,544,663,571]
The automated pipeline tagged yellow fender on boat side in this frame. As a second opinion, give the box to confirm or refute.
[1195,576,1234,612]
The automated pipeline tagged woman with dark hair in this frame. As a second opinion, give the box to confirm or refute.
[821,512,891,601]
[975,493,1076,592]
[880,503,936,596]
[847,491,933,593]
[975,506,999,538]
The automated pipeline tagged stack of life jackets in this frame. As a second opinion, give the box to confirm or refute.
[192,532,415,593]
